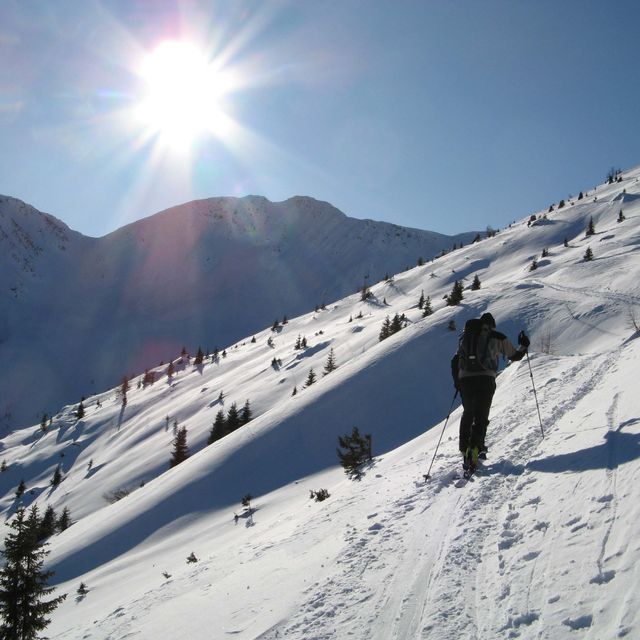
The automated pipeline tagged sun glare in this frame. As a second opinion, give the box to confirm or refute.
[136,40,232,148]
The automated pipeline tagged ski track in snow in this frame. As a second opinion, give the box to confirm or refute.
[262,350,625,640]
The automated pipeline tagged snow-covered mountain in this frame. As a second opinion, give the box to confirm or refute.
[1,166,640,639]
[0,195,476,430]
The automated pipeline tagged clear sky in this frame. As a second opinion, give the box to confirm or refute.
[1,0,639,238]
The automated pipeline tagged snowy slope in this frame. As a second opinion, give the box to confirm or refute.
[0,194,475,431]
[1,167,639,639]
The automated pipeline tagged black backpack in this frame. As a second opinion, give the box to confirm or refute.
[454,318,493,378]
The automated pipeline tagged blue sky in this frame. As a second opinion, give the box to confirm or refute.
[1,0,639,238]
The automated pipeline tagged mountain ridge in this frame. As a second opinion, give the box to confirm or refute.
[1,194,477,429]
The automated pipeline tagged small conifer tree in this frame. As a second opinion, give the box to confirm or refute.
[617,209,625,223]
[378,316,392,341]
[530,259,538,271]
[0,507,66,638]
[76,401,85,420]
[446,280,464,306]
[38,506,57,541]
[207,410,227,445]
[226,403,241,433]
[337,427,372,480]
[471,274,481,290]
[56,507,72,532]
[16,480,26,500]
[584,247,594,262]
[305,369,317,387]
[194,347,204,365]
[323,349,337,375]
[169,426,189,468]
[240,400,252,425]
[586,216,596,237]
[50,466,63,488]
[422,296,433,317]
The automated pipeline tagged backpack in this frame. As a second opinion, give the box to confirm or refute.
[457,318,493,373]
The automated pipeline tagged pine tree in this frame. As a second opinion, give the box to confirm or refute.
[471,274,481,290]
[15,480,26,500]
[586,216,596,237]
[379,316,392,341]
[38,506,57,542]
[169,426,189,468]
[390,313,404,334]
[584,247,594,262]
[240,400,252,425]
[530,258,538,271]
[50,466,63,488]
[0,507,66,639]
[39,414,48,433]
[422,296,433,317]
[305,369,317,387]
[336,427,372,480]
[617,209,625,223]
[56,507,72,533]
[323,349,337,375]
[194,347,204,365]
[167,361,175,379]
[418,290,425,309]
[446,280,464,306]
[226,403,241,433]
[76,401,84,420]
[207,410,227,444]
[120,376,130,404]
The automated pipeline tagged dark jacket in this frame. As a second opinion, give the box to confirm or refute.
[451,326,526,388]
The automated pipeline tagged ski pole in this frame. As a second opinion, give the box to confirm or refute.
[424,389,459,481]
[525,350,544,438]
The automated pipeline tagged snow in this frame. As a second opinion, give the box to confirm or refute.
[1,167,640,639]
[0,194,477,431]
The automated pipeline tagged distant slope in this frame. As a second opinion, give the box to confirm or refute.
[0,195,475,429]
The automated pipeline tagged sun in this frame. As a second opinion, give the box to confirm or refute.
[136,40,232,148]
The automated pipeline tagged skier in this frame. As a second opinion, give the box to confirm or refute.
[451,312,530,473]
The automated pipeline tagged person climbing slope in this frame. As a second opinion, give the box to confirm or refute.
[451,312,530,474]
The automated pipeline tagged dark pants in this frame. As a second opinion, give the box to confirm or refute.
[459,375,496,453]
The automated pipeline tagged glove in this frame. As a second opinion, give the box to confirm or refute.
[518,331,530,350]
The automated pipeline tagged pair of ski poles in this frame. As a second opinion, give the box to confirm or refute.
[424,349,544,481]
